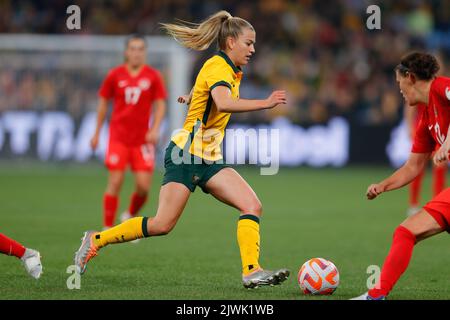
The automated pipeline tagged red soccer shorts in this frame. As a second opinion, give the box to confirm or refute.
[105,140,155,172]
[423,187,450,232]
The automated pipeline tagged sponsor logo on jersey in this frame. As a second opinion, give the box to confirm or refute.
[138,79,151,90]
[445,87,450,101]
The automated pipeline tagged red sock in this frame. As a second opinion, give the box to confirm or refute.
[103,194,118,228]
[0,233,26,258]
[128,192,147,216]
[432,165,446,196]
[409,170,424,206]
[368,226,416,298]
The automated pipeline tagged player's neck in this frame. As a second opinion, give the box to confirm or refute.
[223,50,240,68]
[125,64,144,77]
[417,79,433,105]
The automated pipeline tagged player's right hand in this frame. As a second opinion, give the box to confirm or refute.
[366,183,384,200]
[265,90,287,109]
[90,134,99,150]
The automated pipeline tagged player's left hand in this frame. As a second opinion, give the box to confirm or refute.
[433,141,450,166]
[177,94,192,105]
[146,129,159,145]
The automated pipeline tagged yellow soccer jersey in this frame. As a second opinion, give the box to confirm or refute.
[171,51,242,161]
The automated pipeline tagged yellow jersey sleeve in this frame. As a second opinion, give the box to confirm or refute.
[205,62,234,91]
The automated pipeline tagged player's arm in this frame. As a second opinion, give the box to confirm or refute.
[433,78,450,165]
[146,99,166,145]
[177,87,193,105]
[432,124,450,165]
[90,97,108,150]
[211,86,286,113]
[366,151,431,200]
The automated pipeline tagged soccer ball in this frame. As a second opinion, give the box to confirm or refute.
[297,258,339,295]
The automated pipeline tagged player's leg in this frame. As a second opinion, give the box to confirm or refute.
[407,169,424,216]
[103,170,125,228]
[432,163,446,196]
[363,210,443,299]
[125,171,151,218]
[100,182,190,242]
[203,167,289,288]
[122,145,155,221]
[103,141,129,228]
[0,233,26,258]
[74,182,191,274]
[0,233,42,279]
[353,188,450,300]
[121,171,152,243]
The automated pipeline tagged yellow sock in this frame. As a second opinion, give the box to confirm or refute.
[237,214,261,276]
[94,217,149,248]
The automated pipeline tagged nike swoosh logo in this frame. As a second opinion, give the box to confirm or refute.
[429,125,433,130]
[446,87,450,101]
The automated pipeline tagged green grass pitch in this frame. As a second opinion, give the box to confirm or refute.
[0,163,449,300]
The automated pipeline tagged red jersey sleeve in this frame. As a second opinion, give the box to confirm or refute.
[432,76,450,106]
[98,69,115,99]
[152,71,167,101]
[411,112,435,153]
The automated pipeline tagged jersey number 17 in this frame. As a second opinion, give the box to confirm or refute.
[125,87,142,105]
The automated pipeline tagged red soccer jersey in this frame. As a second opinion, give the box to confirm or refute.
[412,76,450,153]
[98,64,167,146]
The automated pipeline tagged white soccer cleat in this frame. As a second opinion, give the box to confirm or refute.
[242,268,290,289]
[120,211,132,223]
[21,248,43,279]
[120,211,140,244]
[350,292,385,300]
[406,206,421,217]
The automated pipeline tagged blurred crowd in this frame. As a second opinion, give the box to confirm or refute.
[1,0,450,126]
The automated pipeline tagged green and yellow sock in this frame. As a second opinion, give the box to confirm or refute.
[94,217,149,248]
[237,214,261,276]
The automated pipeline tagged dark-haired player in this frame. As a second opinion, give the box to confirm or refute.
[353,52,450,300]
[90,35,167,231]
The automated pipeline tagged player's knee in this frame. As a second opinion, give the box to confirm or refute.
[150,222,174,236]
[106,183,122,195]
[241,199,263,217]
[135,184,149,196]
[107,176,124,194]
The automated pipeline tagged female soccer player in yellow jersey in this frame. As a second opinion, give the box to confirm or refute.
[74,10,289,289]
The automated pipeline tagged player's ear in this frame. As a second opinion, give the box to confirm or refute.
[226,36,236,50]
[408,72,417,84]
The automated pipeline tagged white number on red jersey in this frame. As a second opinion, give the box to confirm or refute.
[125,87,142,105]
[430,122,446,145]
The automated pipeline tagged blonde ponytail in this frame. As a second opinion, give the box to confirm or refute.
[161,10,253,51]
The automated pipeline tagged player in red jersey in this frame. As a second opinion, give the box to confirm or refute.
[405,104,447,217]
[0,232,42,279]
[91,34,167,230]
[352,52,450,300]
